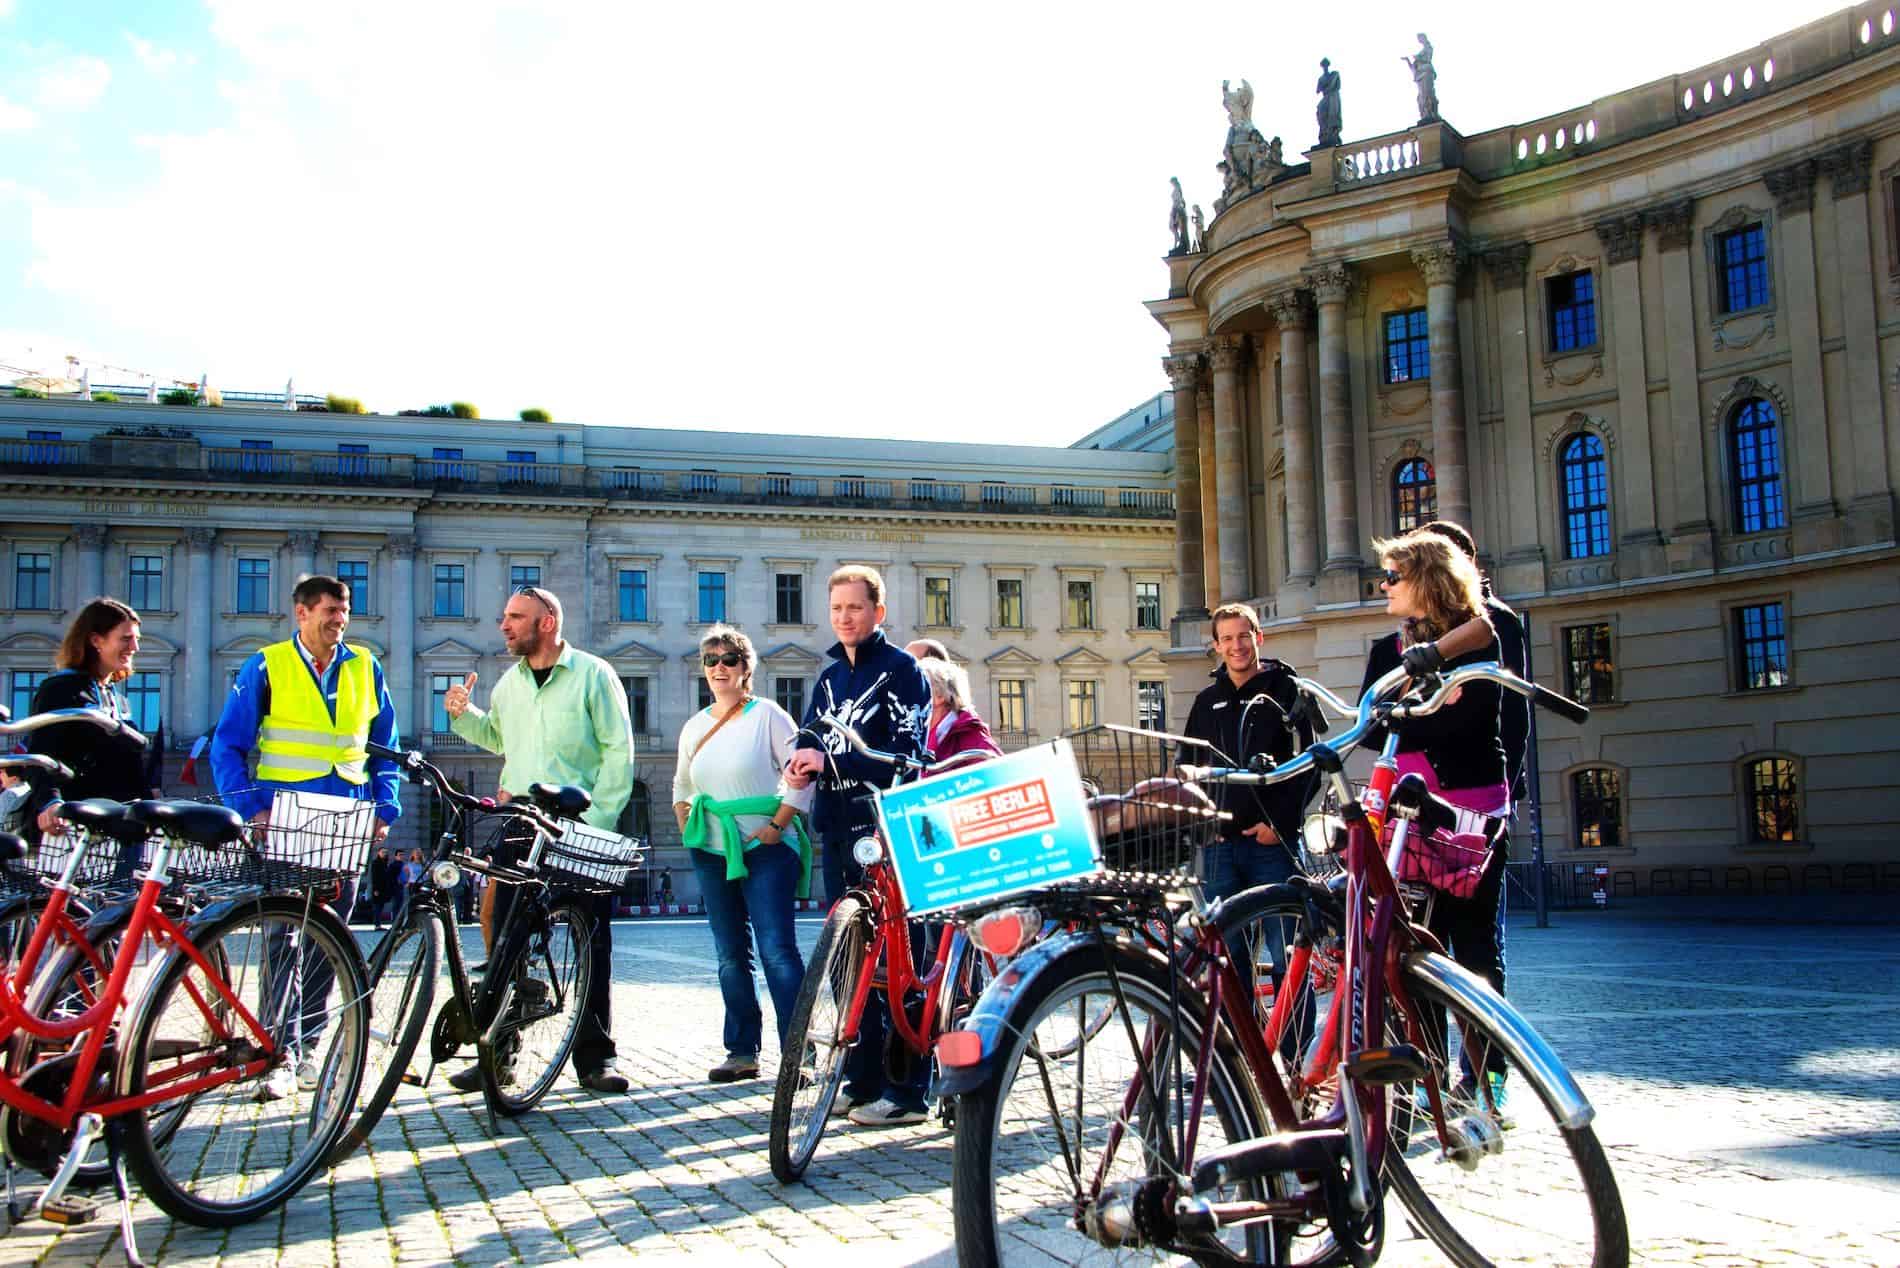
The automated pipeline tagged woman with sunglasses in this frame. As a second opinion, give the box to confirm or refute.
[672,625,813,1083]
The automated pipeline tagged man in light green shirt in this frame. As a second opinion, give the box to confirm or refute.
[445,584,635,1094]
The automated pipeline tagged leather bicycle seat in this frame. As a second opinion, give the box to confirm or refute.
[528,782,591,820]
[1385,773,1460,837]
[128,799,246,847]
[0,833,25,861]
[60,798,152,847]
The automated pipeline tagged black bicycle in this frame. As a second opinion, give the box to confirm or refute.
[329,741,642,1161]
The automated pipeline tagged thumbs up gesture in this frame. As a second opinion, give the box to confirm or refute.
[445,671,478,718]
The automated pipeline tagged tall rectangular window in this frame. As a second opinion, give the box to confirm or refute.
[924,576,953,626]
[1734,602,1788,690]
[1134,581,1163,631]
[128,554,164,611]
[1717,224,1769,313]
[996,578,1024,629]
[696,678,714,710]
[433,564,466,617]
[430,674,458,734]
[1065,580,1095,630]
[124,671,162,732]
[8,670,46,721]
[337,442,370,477]
[1066,680,1099,730]
[617,569,649,622]
[1137,679,1167,731]
[239,438,274,474]
[1546,271,1598,351]
[502,450,537,484]
[1562,623,1615,705]
[236,557,271,613]
[774,677,806,720]
[697,571,726,623]
[1572,768,1622,849]
[1382,308,1430,383]
[621,676,651,734]
[995,680,1028,734]
[25,430,60,464]
[13,552,51,609]
[336,559,370,614]
[509,564,541,592]
[775,573,803,625]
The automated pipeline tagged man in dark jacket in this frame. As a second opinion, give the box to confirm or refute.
[786,564,931,1126]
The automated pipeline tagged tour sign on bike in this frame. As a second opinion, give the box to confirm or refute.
[939,619,1629,1267]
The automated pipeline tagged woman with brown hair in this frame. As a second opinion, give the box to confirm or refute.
[23,597,158,844]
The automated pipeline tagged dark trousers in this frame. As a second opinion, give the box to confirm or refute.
[263,874,357,1050]
[823,837,932,1112]
[491,881,617,1076]
[1424,833,1509,1082]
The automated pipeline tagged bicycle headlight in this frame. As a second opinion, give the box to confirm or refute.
[429,860,462,890]
[851,836,883,867]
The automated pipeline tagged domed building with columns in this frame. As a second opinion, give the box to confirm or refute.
[1149,4,1900,896]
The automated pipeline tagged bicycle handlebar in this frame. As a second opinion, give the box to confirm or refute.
[365,739,563,838]
[797,712,927,776]
[0,753,74,781]
[0,707,149,750]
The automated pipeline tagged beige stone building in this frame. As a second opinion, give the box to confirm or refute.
[1149,5,1900,895]
[0,400,1174,894]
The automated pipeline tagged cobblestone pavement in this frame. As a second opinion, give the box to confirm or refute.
[3,912,1895,1266]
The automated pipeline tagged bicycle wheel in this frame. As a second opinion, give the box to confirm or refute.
[481,896,593,1116]
[951,939,1269,1267]
[769,895,871,1183]
[118,896,369,1227]
[327,911,440,1164]
[1383,952,1628,1267]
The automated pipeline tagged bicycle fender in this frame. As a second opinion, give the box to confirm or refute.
[934,927,1164,1099]
[1402,949,1595,1130]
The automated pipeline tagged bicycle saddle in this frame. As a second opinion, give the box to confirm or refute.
[528,782,591,820]
[1385,773,1460,837]
[127,799,246,847]
[60,798,152,847]
[0,832,24,861]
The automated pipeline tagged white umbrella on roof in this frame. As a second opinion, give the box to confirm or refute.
[8,374,79,394]
[79,369,91,401]
[146,379,158,402]
[284,377,295,410]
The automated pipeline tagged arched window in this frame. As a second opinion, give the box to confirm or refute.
[1559,433,1611,559]
[1729,399,1787,533]
[1571,768,1622,849]
[1392,457,1436,533]
[1743,757,1799,843]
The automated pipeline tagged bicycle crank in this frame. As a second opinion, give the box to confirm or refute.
[431,999,475,1064]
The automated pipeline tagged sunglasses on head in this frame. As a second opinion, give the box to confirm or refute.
[513,585,553,613]
[1381,569,1405,586]
[702,651,744,669]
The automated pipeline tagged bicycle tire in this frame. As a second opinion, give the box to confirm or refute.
[769,895,870,1183]
[118,896,369,1227]
[1383,952,1629,1268]
[327,912,440,1164]
[481,896,593,1117]
[950,937,1270,1267]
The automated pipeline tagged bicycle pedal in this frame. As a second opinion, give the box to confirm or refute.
[39,1195,100,1225]
[1342,1044,1430,1085]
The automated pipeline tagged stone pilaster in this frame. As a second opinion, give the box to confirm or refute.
[1646,199,1714,572]
[1764,158,1837,543]
[287,529,320,582]
[181,527,217,738]
[1162,355,1209,627]
[387,533,417,736]
[1305,260,1360,597]
[1209,335,1251,603]
[1820,138,1893,545]
[1411,239,1471,532]
[1485,245,1546,594]
[72,523,107,604]
[1593,211,1664,567]
[1196,376,1221,607]
[1270,289,1319,597]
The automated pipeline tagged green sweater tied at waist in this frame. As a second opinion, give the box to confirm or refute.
[681,793,813,898]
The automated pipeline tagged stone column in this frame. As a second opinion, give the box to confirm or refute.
[181,527,217,738]
[1820,138,1894,544]
[1411,240,1472,533]
[1484,245,1547,591]
[387,533,417,739]
[1270,289,1319,589]
[1593,212,1663,566]
[1762,158,1835,533]
[287,529,319,583]
[72,523,107,604]
[1646,200,1714,569]
[1197,377,1221,607]
[1162,355,1208,624]
[1305,261,1360,586]
[1209,335,1251,603]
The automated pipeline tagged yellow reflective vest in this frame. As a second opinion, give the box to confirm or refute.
[255,640,374,784]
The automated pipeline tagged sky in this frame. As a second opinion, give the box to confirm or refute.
[0,0,1848,446]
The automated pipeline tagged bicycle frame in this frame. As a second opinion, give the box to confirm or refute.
[835,854,965,1063]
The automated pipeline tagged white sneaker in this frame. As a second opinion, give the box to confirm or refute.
[296,1059,321,1091]
[847,1097,928,1127]
[256,1067,297,1102]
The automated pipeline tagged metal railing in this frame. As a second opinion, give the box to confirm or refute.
[207,447,292,476]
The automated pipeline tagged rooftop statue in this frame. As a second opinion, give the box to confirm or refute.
[1222,78,1256,138]
[1315,58,1342,148]
[1169,177,1191,255]
[1404,33,1439,124]
[1214,78,1280,215]
[1190,204,1206,253]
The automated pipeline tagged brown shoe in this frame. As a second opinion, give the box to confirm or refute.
[708,1055,760,1083]
[578,1063,630,1094]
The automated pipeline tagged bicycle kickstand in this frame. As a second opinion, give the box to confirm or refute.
[106,1123,146,1268]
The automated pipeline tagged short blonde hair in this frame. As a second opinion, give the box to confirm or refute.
[827,564,885,606]
[918,657,972,710]
[698,624,758,686]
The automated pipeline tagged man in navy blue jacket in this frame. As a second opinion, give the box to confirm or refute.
[787,564,931,1126]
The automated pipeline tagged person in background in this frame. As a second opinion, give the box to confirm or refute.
[904,638,951,663]
[915,657,1003,774]
[673,624,812,1084]
[0,766,30,836]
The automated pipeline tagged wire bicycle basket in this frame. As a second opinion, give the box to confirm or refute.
[31,828,145,891]
[1066,725,1226,879]
[539,821,646,896]
[177,788,379,894]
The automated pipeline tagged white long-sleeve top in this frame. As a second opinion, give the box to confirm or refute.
[672,697,813,853]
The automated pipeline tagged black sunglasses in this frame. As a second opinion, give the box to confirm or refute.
[701,651,744,669]
[513,584,554,614]
[1381,569,1405,586]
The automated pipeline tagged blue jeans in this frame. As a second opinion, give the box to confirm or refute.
[691,843,805,1059]
[1200,837,1298,983]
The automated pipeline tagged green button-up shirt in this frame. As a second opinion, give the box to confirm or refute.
[450,642,635,830]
